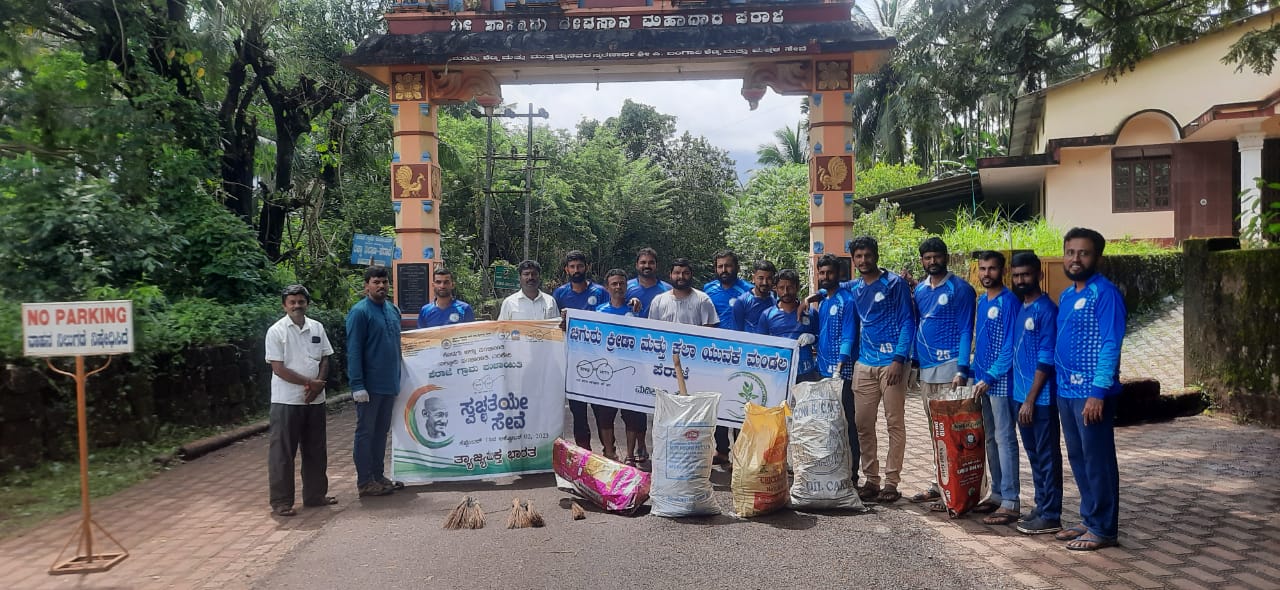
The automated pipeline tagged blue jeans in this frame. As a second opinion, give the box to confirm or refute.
[1059,396,1119,540]
[982,394,1020,510]
[354,393,396,487]
[1017,401,1063,521]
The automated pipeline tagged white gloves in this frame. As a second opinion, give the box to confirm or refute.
[796,333,816,347]
[352,389,370,403]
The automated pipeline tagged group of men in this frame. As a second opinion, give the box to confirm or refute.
[263,227,1126,552]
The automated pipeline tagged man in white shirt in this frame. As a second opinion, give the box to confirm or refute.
[265,285,335,516]
[498,259,560,320]
[648,257,719,327]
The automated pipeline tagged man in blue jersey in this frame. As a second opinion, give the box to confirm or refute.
[553,251,609,452]
[972,251,1022,525]
[705,249,753,331]
[848,237,915,504]
[908,237,977,508]
[754,269,818,380]
[730,260,777,334]
[594,268,648,464]
[625,247,671,317]
[704,249,752,462]
[416,268,476,328]
[1009,252,1063,536]
[1055,228,1125,551]
[347,266,404,498]
[810,254,860,483]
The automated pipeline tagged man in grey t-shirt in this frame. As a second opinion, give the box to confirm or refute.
[648,258,719,327]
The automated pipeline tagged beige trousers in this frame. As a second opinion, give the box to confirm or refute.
[853,362,907,487]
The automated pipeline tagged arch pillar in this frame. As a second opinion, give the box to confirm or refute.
[387,69,501,322]
[807,59,856,279]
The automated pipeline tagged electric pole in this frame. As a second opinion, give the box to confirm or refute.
[472,104,549,296]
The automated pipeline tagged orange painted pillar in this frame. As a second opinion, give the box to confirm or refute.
[807,59,856,280]
[389,71,444,323]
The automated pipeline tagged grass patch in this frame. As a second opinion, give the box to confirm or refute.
[941,209,1176,256]
[0,413,266,538]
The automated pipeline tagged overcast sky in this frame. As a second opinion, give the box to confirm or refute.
[501,79,807,181]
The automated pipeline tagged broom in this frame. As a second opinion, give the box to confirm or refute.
[570,501,586,520]
[443,495,485,530]
[506,497,528,529]
[523,499,545,528]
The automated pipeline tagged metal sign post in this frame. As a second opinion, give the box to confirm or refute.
[22,300,134,575]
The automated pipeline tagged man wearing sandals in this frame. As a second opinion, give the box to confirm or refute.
[1009,252,1064,536]
[1054,228,1126,551]
[847,237,915,504]
[348,266,405,498]
[971,251,1022,526]
[265,284,336,516]
[906,237,977,509]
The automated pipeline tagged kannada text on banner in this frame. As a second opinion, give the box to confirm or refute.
[392,320,566,483]
[564,310,797,428]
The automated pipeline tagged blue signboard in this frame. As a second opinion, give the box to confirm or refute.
[351,234,395,267]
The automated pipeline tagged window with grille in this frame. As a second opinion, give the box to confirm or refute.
[1112,148,1172,212]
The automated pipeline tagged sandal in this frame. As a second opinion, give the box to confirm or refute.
[927,501,948,512]
[876,486,901,503]
[304,496,338,507]
[624,456,638,467]
[971,500,1000,514]
[983,510,1020,525]
[1054,525,1089,541]
[1066,533,1118,551]
[910,490,941,504]
[858,483,881,502]
[635,448,650,462]
[272,506,297,517]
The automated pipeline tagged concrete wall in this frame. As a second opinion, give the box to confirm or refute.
[1184,238,1280,426]
[1044,145,1175,239]
[1039,15,1280,149]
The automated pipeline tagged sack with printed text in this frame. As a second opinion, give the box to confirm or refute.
[928,386,987,517]
[787,378,865,510]
[730,402,789,517]
[650,390,722,517]
[553,438,650,514]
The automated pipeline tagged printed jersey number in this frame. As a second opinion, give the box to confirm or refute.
[935,350,952,361]
[878,343,894,354]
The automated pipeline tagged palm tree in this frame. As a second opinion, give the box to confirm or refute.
[755,123,808,167]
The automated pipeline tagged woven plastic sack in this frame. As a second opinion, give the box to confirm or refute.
[650,390,721,517]
[730,402,789,517]
[787,378,865,510]
[552,438,651,514]
[928,386,987,517]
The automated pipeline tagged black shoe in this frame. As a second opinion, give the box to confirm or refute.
[1016,516,1063,535]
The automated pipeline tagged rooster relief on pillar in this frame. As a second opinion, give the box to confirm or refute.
[393,164,440,199]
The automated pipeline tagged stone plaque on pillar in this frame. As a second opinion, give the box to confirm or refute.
[396,263,431,316]
[813,156,852,192]
[392,163,441,199]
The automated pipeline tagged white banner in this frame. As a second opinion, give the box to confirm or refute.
[392,320,565,482]
[564,310,797,428]
[22,300,134,357]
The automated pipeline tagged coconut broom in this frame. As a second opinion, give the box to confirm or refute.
[570,501,586,520]
[443,495,485,530]
[506,497,528,528]
[523,499,545,528]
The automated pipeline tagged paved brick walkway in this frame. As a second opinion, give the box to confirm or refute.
[2,392,1277,589]
[1120,297,1185,389]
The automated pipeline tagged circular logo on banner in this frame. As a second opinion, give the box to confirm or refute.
[448,312,460,323]
[1025,318,1035,331]
[938,294,949,305]
[404,384,454,449]
[987,307,999,320]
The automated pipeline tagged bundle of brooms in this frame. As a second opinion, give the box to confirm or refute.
[506,497,545,528]
[443,495,485,530]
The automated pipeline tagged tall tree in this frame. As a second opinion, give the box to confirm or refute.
[756,124,809,167]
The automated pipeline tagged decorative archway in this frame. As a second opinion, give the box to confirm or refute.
[343,0,894,320]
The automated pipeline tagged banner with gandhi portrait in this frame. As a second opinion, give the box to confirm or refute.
[392,320,565,482]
